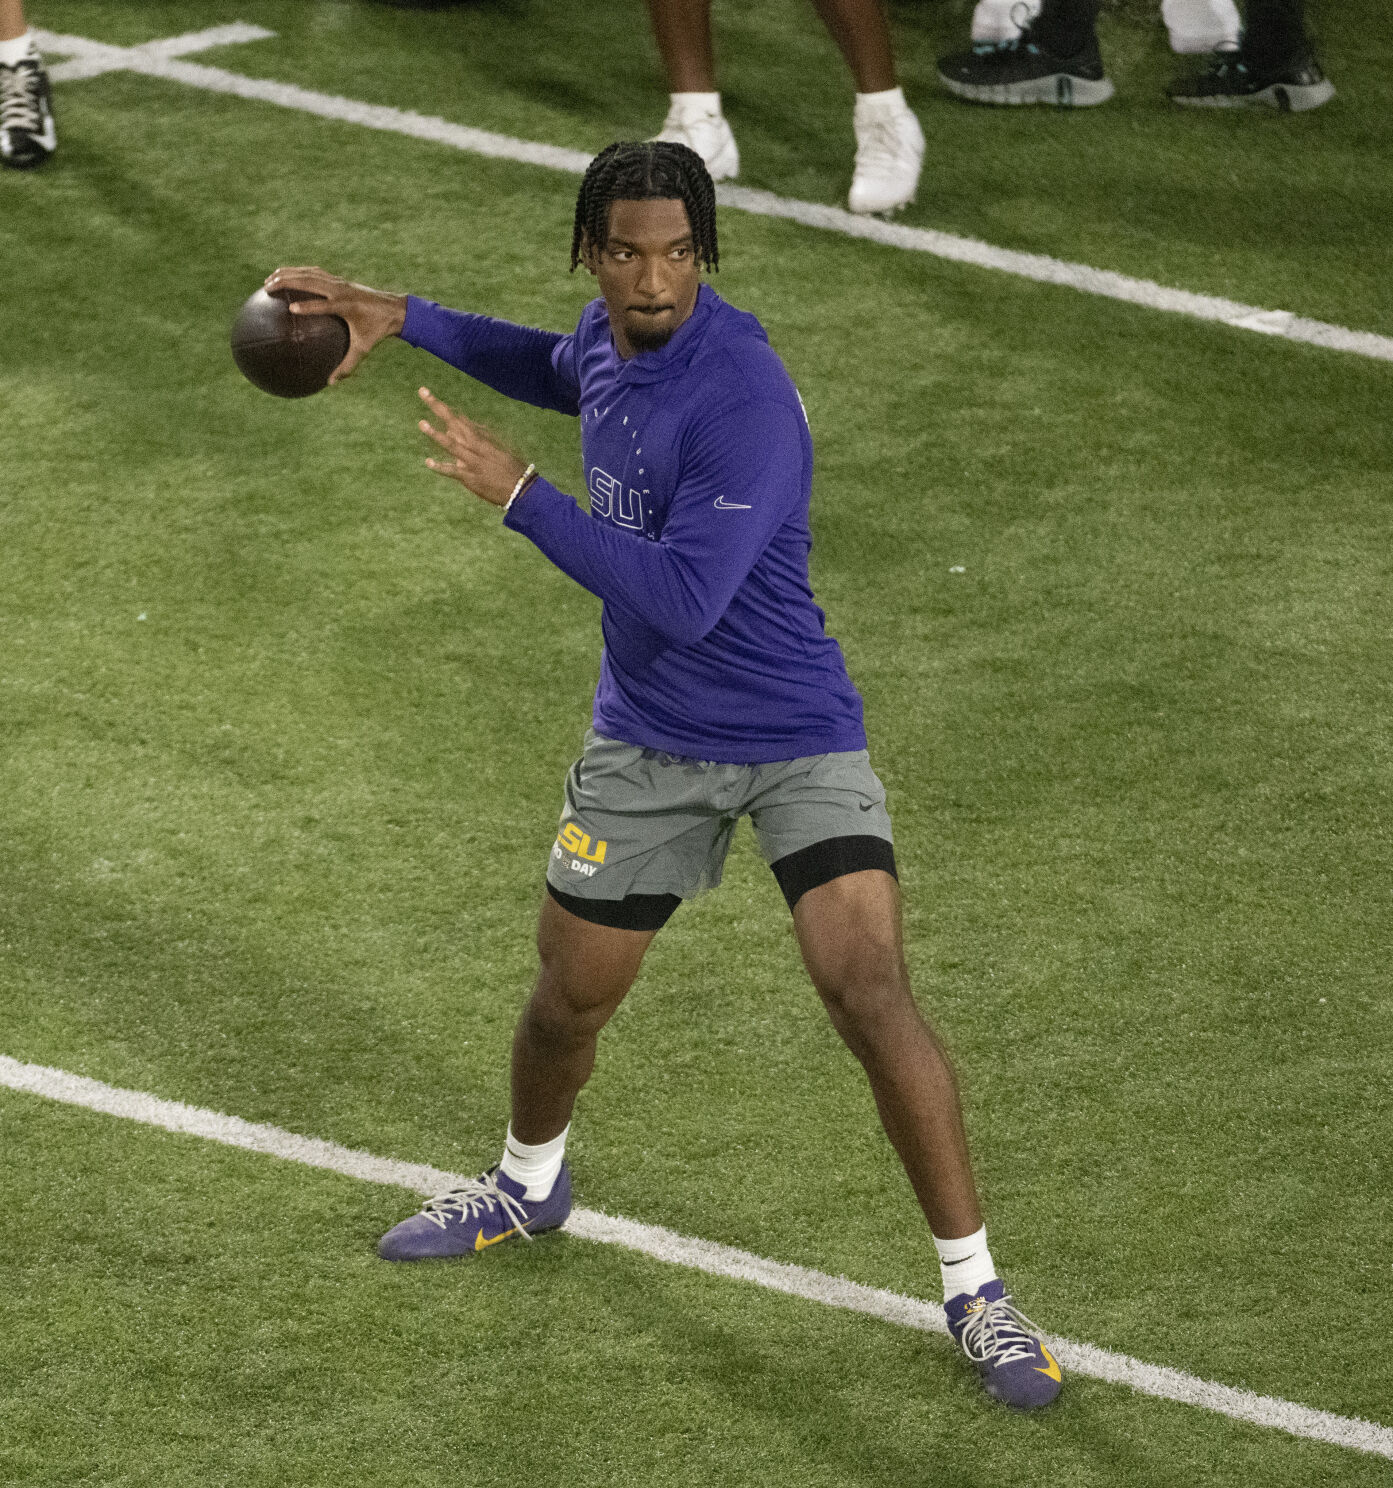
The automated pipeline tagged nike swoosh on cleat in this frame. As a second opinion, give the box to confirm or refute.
[475,1223,527,1250]
[1035,1345,1062,1382]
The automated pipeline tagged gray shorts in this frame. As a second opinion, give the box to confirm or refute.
[546,730,894,907]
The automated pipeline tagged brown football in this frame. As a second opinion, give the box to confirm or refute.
[230,287,350,398]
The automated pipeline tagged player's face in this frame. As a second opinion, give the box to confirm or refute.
[585,198,701,357]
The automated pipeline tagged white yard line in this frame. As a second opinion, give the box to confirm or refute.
[3,1051,1390,1461]
[34,26,1393,366]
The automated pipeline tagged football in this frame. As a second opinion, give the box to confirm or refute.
[230,286,350,398]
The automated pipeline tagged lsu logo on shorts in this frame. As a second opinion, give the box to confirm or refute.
[554,821,607,877]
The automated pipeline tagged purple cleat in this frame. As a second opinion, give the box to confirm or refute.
[945,1279,1063,1409]
[378,1163,572,1261]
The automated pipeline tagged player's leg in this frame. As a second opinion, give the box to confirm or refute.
[808,0,896,93]
[377,892,665,1262]
[646,0,716,92]
[509,890,662,1145]
[645,0,740,182]
[791,867,981,1237]
[809,0,923,215]
[379,730,721,1261]
[752,753,1061,1408]
[788,861,1062,1409]
[0,0,57,170]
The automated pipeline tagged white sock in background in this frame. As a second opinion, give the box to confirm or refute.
[667,90,723,118]
[970,0,1042,46]
[498,1124,569,1201]
[0,30,37,67]
[854,84,909,115]
[934,1224,999,1302]
[1161,0,1242,54]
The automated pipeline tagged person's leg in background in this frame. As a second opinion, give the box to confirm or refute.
[646,0,924,214]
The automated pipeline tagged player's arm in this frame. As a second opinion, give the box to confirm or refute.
[263,268,582,414]
[398,298,581,417]
[423,390,806,646]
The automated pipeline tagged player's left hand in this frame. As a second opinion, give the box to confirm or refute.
[416,388,528,506]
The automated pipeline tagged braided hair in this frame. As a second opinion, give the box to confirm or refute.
[570,141,719,273]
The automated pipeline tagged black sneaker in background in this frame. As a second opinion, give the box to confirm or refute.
[938,14,1114,108]
[1168,44,1335,111]
[0,53,57,170]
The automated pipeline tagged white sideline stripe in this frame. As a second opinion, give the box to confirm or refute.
[3,1052,1391,1461]
[716,185,1393,363]
[33,28,1393,367]
[38,28,592,175]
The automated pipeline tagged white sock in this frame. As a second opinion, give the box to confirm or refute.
[1161,0,1241,55]
[934,1224,998,1302]
[498,1123,568,1201]
[668,91,723,117]
[854,85,907,114]
[971,0,1041,45]
[0,31,37,67]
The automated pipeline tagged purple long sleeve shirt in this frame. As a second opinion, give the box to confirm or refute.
[401,284,867,764]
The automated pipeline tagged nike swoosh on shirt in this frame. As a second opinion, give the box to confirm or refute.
[713,495,752,509]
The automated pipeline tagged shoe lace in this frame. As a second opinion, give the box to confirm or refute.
[0,59,42,134]
[419,1169,535,1239]
[854,115,907,171]
[958,1294,1046,1369]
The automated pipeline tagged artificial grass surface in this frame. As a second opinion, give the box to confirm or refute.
[3,1093,1388,1488]
[2,0,1391,1479]
[31,0,1393,334]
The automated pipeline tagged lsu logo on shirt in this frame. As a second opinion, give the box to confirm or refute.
[554,821,608,876]
[588,466,645,531]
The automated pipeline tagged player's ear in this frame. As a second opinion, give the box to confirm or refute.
[579,233,600,277]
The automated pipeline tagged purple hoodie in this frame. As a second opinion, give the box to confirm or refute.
[401,284,867,764]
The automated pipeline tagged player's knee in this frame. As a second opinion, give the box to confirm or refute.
[521,985,595,1049]
[815,957,914,1054]
[524,961,620,1047]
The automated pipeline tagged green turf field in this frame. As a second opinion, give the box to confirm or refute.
[2,2,1391,1483]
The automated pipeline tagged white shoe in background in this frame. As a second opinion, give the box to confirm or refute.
[654,93,740,182]
[849,90,924,216]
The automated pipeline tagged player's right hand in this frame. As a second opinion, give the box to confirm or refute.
[263,266,408,384]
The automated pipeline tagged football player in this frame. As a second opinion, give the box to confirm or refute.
[266,140,1063,1411]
